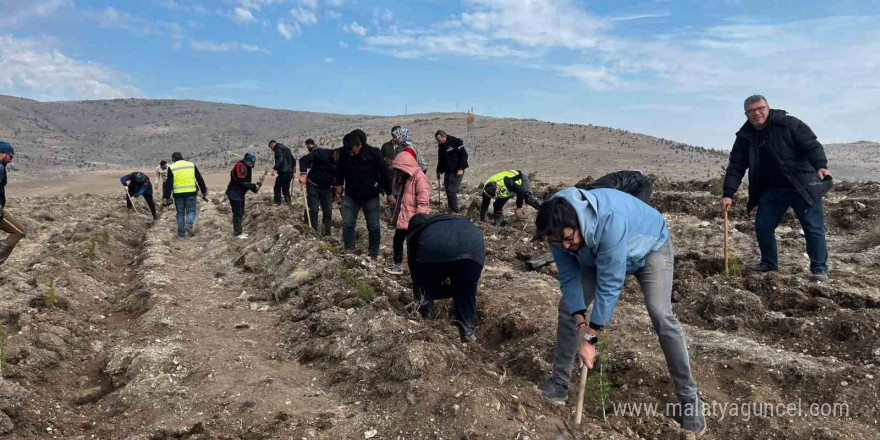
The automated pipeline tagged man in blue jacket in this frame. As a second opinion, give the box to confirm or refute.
[534,187,705,436]
[121,172,159,220]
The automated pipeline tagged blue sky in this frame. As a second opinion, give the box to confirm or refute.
[1,0,879,150]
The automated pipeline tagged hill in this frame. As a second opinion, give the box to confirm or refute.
[0,95,730,183]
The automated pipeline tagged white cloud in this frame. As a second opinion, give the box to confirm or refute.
[0,0,73,28]
[324,57,335,64]
[189,40,271,54]
[233,7,257,24]
[325,10,342,19]
[290,7,317,25]
[338,40,349,49]
[343,21,366,37]
[158,1,207,15]
[88,7,186,41]
[0,35,144,100]
[277,20,297,39]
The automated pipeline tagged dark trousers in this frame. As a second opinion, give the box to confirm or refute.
[411,259,483,337]
[274,172,293,204]
[230,199,245,236]
[755,187,828,273]
[307,183,333,235]
[392,228,408,264]
[342,196,381,257]
[173,194,198,237]
[126,193,158,219]
[443,173,463,213]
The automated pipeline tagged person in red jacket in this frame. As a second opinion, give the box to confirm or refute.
[225,153,261,238]
[385,146,430,275]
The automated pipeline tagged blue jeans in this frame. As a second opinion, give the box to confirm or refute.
[342,196,381,257]
[550,239,698,402]
[755,187,828,273]
[174,194,198,237]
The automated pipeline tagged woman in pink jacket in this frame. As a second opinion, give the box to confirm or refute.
[385,128,430,275]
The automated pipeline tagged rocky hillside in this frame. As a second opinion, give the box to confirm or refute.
[0,95,729,183]
[1,176,878,439]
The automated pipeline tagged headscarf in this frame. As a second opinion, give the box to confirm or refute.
[392,127,413,147]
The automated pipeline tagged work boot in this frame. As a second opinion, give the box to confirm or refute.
[539,377,569,403]
[460,332,476,343]
[810,270,829,283]
[184,226,195,237]
[0,242,15,266]
[746,263,776,273]
[384,264,403,275]
[681,396,708,436]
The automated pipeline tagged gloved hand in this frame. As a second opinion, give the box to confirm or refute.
[256,181,263,190]
[163,198,173,207]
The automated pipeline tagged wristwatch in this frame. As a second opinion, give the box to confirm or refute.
[583,333,599,345]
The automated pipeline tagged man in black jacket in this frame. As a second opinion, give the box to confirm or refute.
[381,126,399,177]
[336,130,394,260]
[407,214,485,342]
[225,153,261,238]
[0,141,26,266]
[721,95,832,282]
[269,140,295,205]
[578,170,653,203]
[435,130,469,213]
[299,139,337,236]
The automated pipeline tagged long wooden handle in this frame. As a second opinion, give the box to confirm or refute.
[125,188,139,214]
[723,209,729,274]
[301,185,313,230]
[1,216,24,235]
[575,364,589,425]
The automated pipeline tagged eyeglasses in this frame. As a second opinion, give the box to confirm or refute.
[549,230,576,247]
[745,106,768,115]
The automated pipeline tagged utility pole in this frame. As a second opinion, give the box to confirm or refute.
[466,108,476,182]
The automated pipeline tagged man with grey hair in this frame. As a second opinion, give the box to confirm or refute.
[721,95,833,281]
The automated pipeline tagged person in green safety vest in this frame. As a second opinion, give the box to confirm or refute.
[162,152,208,238]
[480,170,541,226]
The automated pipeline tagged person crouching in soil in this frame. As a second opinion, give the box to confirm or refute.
[405,214,485,342]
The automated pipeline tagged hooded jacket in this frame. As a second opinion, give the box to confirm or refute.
[336,131,393,201]
[392,148,430,229]
[406,214,485,272]
[436,135,469,174]
[121,172,153,197]
[723,109,831,212]
[580,170,653,203]
[549,187,669,328]
[225,161,258,201]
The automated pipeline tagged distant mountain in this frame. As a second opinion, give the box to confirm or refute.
[825,141,880,181]
[12,94,870,183]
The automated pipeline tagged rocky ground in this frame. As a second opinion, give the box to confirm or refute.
[0,177,878,439]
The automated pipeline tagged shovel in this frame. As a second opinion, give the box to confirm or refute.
[124,188,140,214]
[1,216,24,235]
[723,207,729,275]
[575,364,589,425]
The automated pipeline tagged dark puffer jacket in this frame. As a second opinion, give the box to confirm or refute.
[723,109,832,212]
[579,170,653,203]
[273,143,295,173]
[336,131,392,201]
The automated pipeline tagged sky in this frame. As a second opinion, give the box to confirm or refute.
[1,0,879,150]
